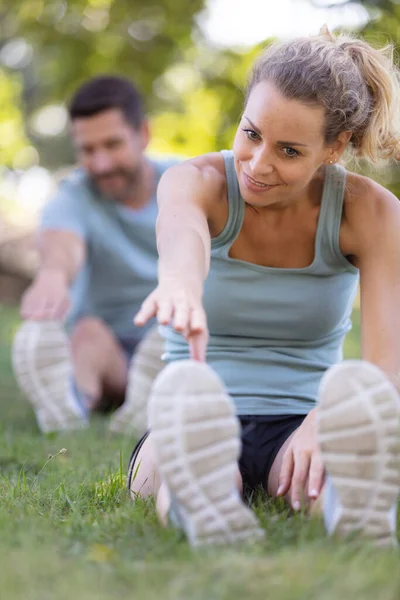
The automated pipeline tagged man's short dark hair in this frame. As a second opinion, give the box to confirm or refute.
[69,75,145,129]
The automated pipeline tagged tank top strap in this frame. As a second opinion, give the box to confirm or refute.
[211,150,245,251]
[316,164,358,273]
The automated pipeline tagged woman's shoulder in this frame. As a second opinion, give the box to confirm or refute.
[163,152,226,181]
[157,152,229,229]
[160,152,227,199]
[186,152,228,187]
[340,169,400,258]
[344,170,399,222]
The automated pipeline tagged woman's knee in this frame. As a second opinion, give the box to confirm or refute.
[129,435,161,498]
[130,438,242,501]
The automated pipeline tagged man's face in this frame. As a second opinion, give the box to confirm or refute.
[71,108,149,202]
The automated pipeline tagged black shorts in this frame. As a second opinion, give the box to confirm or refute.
[238,414,306,494]
[127,414,306,495]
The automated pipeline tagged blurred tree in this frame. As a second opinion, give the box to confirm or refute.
[311,0,397,9]
[0,0,207,166]
[0,68,28,165]
[149,43,261,157]
[1,0,207,109]
[309,0,400,43]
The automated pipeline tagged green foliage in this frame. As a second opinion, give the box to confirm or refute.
[0,68,28,164]
[360,1,400,46]
[149,44,261,156]
[0,0,207,166]
[1,0,206,109]
[310,1,400,49]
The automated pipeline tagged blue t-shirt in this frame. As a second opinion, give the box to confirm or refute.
[40,156,180,341]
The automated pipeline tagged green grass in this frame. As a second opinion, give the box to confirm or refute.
[0,302,399,600]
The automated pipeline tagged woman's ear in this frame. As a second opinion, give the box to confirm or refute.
[325,131,352,164]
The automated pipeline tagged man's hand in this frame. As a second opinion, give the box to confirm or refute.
[21,269,70,320]
[276,408,324,510]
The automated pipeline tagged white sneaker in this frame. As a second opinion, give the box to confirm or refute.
[148,359,264,547]
[318,360,400,548]
[109,326,164,436]
[12,320,88,433]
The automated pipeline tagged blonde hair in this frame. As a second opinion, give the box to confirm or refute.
[247,26,400,165]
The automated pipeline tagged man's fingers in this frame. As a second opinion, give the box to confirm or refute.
[50,298,69,320]
[20,307,34,319]
[277,448,294,497]
[291,452,310,511]
[308,452,325,500]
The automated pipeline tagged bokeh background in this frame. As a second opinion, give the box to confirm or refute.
[0,0,399,305]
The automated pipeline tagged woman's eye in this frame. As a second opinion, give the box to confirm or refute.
[243,128,260,141]
[283,147,299,158]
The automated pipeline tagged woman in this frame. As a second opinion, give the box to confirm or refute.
[130,28,400,548]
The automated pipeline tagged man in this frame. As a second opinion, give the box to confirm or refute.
[12,75,177,434]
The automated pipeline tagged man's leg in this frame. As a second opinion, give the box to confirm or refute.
[12,320,88,433]
[70,317,128,410]
[109,326,165,435]
[12,317,128,433]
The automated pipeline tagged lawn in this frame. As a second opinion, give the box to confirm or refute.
[0,302,399,600]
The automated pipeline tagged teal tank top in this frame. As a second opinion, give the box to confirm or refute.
[162,150,360,415]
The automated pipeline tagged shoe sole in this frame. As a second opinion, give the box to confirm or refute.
[149,360,264,547]
[318,360,400,548]
[109,326,164,435]
[12,320,88,433]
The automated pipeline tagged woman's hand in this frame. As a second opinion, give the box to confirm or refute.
[134,278,208,362]
[276,409,324,510]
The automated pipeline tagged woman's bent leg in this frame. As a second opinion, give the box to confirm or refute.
[147,359,263,546]
[128,434,161,498]
[318,360,400,548]
[128,427,243,525]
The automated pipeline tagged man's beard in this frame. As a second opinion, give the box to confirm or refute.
[91,166,142,203]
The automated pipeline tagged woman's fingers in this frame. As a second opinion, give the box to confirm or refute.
[134,290,208,366]
[291,451,311,511]
[157,301,173,326]
[188,307,208,361]
[134,296,158,326]
[308,452,325,500]
[173,301,190,332]
[188,331,208,362]
[277,448,294,498]
[190,306,207,334]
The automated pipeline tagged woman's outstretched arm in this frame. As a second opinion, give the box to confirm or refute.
[135,158,224,361]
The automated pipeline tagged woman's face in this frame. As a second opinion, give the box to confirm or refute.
[233,81,334,208]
